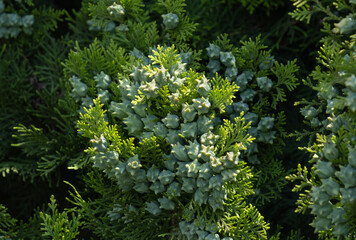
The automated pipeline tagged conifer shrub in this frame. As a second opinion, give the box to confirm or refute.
[0,0,355,239]
[0,1,88,238]
[203,35,299,205]
[288,0,356,238]
[0,0,74,179]
[58,1,271,238]
[70,43,269,239]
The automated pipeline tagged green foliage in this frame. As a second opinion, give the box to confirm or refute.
[0,43,35,166]
[77,99,108,139]
[115,21,160,51]
[222,200,269,239]
[288,0,356,238]
[0,204,17,237]
[66,171,173,239]
[0,4,83,181]
[40,195,82,240]
[149,45,180,69]
[12,124,50,157]
[63,39,132,83]
[84,0,197,50]
[286,164,316,214]
[70,38,269,238]
[136,136,171,167]
[234,0,285,14]
[205,34,299,207]
[289,0,338,24]
[87,0,144,29]
[289,0,356,47]
[215,114,255,155]
[156,0,197,44]
[271,60,300,109]
[0,203,43,239]
[209,73,239,113]
[157,0,187,15]
[0,1,88,238]
[2,0,356,239]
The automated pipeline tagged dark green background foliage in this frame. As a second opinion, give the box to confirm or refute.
[0,0,355,239]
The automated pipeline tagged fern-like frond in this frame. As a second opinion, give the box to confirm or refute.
[289,1,313,23]
[221,199,269,239]
[0,204,17,236]
[238,35,269,70]
[40,195,81,240]
[62,42,90,81]
[77,98,109,139]
[119,0,145,18]
[88,1,111,29]
[114,21,159,52]
[32,8,66,39]
[34,36,69,89]
[157,0,186,15]
[209,73,238,113]
[215,113,254,156]
[213,33,234,52]
[135,136,171,168]
[11,124,50,157]
[170,15,197,44]
[289,0,341,23]
[271,59,300,108]
[148,45,179,70]
[286,164,316,214]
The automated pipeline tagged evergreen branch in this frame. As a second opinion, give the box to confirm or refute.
[253,158,287,205]
[119,0,145,17]
[144,22,160,48]
[275,111,288,138]
[177,69,201,104]
[88,1,111,28]
[0,204,17,236]
[11,124,50,157]
[221,199,269,239]
[34,36,69,89]
[225,162,255,197]
[77,98,109,139]
[135,136,170,169]
[289,0,342,23]
[157,0,186,15]
[209,73,238,113]
[236,0,284,14]
[100,40,131,77]
[62,42,90,81]
[286,163,315,195]
[273,60,300,91]
[213,34,234,52]
[32,8,66,37]
[286,164,315,214]
[270,59,300,108]
[40,195,81,240]
[289,1,314,24]
[148,45,179,70]
[272,87,286,109]
[215,113,255,156]
[176,44,202,70]
[170,15,197,44]
[125,21,159,51]
[238,35,269,70]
